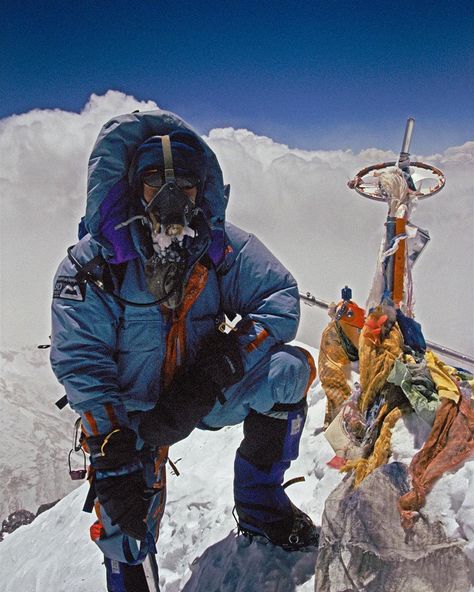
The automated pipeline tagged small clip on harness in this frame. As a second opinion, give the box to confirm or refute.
[68,418,87,480]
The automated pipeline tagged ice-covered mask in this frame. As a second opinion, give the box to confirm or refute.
[141,137,201,309]
[143,169,199,265]
[143,183,198,309]
[116,134,206,309]
[144,173,198,238]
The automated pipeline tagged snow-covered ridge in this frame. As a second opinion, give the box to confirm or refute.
[0,346,79,522]
[0,343,472,591]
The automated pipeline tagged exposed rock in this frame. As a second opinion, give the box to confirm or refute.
[36,499,60,516]
[0,509,35,541]
[0,499,61,541]
[315,462,470,592]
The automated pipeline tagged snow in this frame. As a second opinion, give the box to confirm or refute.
[0,347,79,521]
[0,342,472,591]
[0,93,472,588]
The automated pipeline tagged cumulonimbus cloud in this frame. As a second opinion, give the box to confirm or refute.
[1,91,472,361]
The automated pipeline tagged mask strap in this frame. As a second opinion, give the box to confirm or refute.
[161,135,175,183]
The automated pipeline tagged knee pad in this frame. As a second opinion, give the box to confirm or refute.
[238,402,307,466]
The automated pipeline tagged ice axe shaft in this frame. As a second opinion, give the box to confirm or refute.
[299,292,474,367]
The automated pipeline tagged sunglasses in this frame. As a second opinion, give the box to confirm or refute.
[143,171,199,190]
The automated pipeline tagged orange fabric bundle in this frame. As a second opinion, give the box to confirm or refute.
[398,394,474,529]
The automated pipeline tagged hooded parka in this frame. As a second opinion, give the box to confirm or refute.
[50,110,311,439]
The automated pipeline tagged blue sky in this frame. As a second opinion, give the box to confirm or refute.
[3,0,473,152]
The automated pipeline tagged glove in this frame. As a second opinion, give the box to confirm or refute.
[94,472,152,541]
[139,332,244,448]
[194,330,244,388]
[139,370,221,447]
[87,427,152,541]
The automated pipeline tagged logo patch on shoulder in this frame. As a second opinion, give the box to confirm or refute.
[53,276,86,301]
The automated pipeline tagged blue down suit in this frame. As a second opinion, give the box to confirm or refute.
[50,110,315,565]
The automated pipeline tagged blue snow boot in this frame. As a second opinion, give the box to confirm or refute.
[233,405,319,551]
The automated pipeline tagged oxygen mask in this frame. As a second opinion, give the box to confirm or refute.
[143,171,198,257]
[142,171,200,309]
[118,133,206,309]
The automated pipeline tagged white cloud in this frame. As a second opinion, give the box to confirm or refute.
[0,91,158,348]
[1,92,472,363]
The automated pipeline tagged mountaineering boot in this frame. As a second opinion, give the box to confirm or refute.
[234,452,319,551]
[233,406,319,551]
[104,557,151,592]
[236,501,319,551]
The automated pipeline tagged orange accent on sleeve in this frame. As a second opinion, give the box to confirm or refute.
[81,430,90,453]
[94,500,102,518]
[154,446,169,478]
[84,411,99,436]
[104,403,120,429]
[245,328,270,352]
[151,447,169,538]
[90,501,105,541]
[296,346,317,396]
